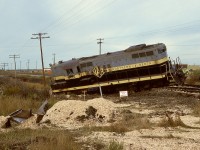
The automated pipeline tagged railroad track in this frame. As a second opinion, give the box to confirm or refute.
[166,84,200,94]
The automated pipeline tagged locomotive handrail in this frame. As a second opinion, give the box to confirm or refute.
[168,57,175,82]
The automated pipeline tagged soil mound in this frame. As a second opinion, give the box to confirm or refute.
[41,98,129,129]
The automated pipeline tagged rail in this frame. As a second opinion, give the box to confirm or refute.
[166,84,200,94]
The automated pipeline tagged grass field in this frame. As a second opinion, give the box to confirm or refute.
[0,69,200,149]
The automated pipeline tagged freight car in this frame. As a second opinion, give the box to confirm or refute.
[50,43,185,94]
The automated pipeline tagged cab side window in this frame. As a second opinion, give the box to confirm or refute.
[66,69,73,75]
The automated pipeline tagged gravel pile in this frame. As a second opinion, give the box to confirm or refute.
[41,98,129,129]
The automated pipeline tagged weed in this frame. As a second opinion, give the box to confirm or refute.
[84,138,105,150]
[120,110,152,130]
[107,140,123,150]
[158,113,188,128]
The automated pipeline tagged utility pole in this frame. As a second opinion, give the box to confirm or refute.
[27,59,30,72]
[97,38,104,55]
[10,63,12,70]
[0,65,3,70]
[53,53,56,65]
[96,38,104,97]
[1,63,8,70]
[9,54,20,79]
[31,33,50,86]
[20,61,21,71]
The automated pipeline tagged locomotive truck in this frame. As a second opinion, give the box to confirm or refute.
[50,43,185,94]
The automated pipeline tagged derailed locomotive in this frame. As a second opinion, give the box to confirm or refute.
[50,43,185,94]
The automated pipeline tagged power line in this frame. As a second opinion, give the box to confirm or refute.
[41,0,84,32]
[106,20,200,40]
[31,33,50,86]
[49,1,101,35]
[50,0,118,36]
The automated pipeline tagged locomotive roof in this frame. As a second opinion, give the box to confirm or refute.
[54,59,79,69]
[78,43,165,62]
[54,43,165,68]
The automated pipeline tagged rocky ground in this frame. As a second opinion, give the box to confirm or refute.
[1,88,200,149]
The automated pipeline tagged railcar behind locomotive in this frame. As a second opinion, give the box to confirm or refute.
[50,43,185,94]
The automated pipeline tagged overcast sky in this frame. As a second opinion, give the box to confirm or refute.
[0,0,200,70]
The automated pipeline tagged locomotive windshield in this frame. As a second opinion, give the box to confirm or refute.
[158,48,166,54]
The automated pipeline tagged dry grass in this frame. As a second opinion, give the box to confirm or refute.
[0,95,59,116]
[0,96,39,115]
[0,77,59,115]
[192,102,200,117]
[185,69,200,85]
[0,77,50,100]
[158,114,185,127]
[157,113,199,129]
[81,123,130,134]
[80,110,152,135]
[119,110,152,130]
[141,134,180,139]
[0,129,83,150]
